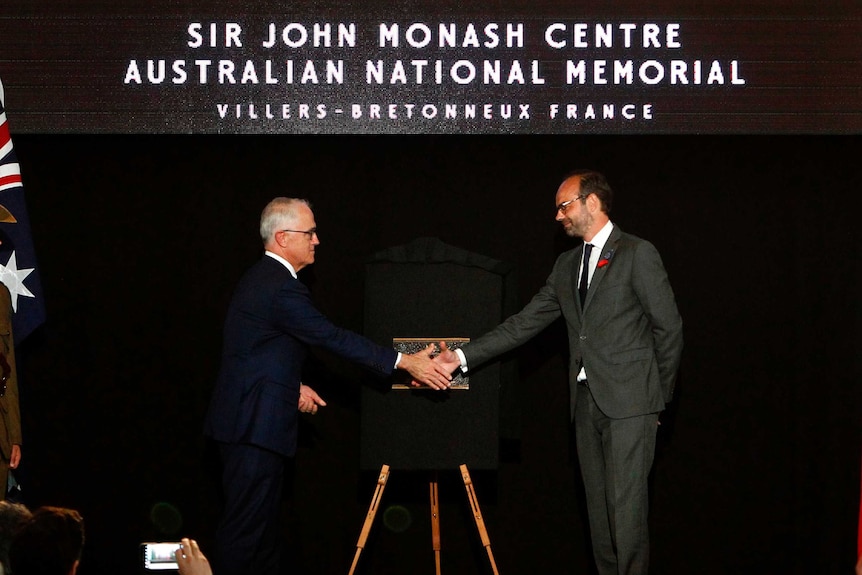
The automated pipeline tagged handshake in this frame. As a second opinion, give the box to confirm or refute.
[396,340,463,391]
[298,341,461,414]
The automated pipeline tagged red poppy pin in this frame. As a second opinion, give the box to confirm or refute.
[597,249,615,269]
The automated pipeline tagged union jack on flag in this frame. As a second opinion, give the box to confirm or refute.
[0,76,45,343]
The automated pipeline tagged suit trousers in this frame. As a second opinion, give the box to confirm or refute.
[575,383,658,575]
[215,442,286,575]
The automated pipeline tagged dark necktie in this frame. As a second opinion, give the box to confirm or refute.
[579,243,593,307]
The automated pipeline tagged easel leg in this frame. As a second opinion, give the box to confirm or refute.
[459,464,500,575]
[348,464,390,575]
[430,473,442,575]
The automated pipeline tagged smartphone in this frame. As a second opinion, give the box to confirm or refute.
[142,542,181,571]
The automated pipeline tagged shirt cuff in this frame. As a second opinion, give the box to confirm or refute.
[455,348,468,372]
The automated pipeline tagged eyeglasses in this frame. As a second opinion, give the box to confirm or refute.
[280,228,318,239]
[555,194,589,214]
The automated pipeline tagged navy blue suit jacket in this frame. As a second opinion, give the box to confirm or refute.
[205,255,397,456]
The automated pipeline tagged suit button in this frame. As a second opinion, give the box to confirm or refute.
[579,335,587,340]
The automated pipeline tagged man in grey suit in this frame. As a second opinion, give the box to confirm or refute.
[437,170,683,575]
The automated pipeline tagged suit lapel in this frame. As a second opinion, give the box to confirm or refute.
[583,225,622,310]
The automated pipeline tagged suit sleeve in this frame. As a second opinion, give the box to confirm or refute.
[463,257,565,369]
[272,279,397,376]
[632,241,684,402]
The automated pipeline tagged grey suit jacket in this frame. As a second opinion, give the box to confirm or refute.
[463,225,683,420]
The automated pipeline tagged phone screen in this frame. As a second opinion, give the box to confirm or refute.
[142,542,181,570]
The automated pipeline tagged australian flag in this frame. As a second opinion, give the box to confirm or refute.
[0,76,45,343]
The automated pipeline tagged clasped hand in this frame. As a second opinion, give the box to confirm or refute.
[297,342,461,404]
[399,341,461,390]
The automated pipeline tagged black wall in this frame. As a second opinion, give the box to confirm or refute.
[11,135,861,574]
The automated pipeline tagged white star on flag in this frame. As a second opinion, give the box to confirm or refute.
[0,250,35,312]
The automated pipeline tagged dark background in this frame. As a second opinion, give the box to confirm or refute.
[9,134,861,574]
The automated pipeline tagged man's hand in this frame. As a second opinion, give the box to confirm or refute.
[433,341,461,374]
[409,341,461,388]
[175,538,212,575]
[397,343,452,390]
[299,384,327,414]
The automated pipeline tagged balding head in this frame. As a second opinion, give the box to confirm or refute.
[554,171,612,242]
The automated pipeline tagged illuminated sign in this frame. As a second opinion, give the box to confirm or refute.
[2,2,860,133]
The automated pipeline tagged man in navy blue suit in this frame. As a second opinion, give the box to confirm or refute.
[204,197,452,575]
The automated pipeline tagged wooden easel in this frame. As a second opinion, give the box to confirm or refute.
[348,464,500,575]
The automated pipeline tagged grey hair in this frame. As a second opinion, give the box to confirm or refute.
[259,197,311,245]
